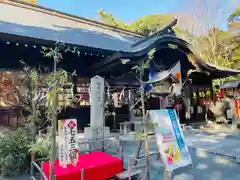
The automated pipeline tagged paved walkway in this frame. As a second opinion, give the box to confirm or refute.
[77,129,240,159]
[183,129,240,160]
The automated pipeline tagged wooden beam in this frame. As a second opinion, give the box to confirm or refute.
[94,55,148,75]
[90,52,122,71]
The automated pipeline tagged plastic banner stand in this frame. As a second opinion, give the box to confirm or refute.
[149,109,192,173]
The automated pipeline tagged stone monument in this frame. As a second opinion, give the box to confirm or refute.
[84,75,110,142]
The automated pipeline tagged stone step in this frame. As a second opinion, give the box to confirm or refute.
[115,169,142,180]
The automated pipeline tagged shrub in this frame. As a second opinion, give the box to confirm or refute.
[29,133,51,159]
[0,128,31,176]
[0,128,50,176]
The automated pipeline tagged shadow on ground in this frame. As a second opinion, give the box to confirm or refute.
[108,141,240,180]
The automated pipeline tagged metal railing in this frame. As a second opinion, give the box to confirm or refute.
[30,135,157,180]
[30,161,48,180]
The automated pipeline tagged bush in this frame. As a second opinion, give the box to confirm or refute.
[29,133,51,159]
[0,128,51,176]
[0,128,31,176]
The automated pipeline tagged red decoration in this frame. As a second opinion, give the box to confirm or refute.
[167,155,173,164]
[42,152,123,180]
[67,121,76,129]
[74,148,78,153]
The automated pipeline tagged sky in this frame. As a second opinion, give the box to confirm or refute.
[38,0,184,22]
[38,0,239,32]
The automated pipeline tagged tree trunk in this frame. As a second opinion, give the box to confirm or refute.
[139,73,150,180]
[30,77,37,176]
[50,58,58,180]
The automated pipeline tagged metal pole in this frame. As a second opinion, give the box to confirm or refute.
[128,158,131,180]
[119,141,124,167]
[89,139,92,153]
[81,168,84,180]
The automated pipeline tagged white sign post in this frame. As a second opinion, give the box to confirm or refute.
[58,119,78,167]
[149,109,192,172]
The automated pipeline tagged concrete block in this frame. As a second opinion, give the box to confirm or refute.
[236,156,240,163]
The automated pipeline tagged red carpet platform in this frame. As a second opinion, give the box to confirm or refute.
[42,152,123,180]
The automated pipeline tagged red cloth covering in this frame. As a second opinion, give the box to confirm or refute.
[43,152,123,180]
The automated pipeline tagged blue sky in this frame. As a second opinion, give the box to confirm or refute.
[38,0,184,22]
[38,0,239,28]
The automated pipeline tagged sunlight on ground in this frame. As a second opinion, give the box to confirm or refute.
[214,156,233,167]
[196,163,208,169]
[200,138,219,144]
[196,149,209,158]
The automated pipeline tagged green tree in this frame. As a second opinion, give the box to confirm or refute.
[186,0,240,69]
[98,9,192,37]
[228,7,240,34]
[98,9,130,30]
[228,7,240,24]
[129,14,174,35]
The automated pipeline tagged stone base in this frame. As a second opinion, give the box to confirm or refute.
[83,127,110,151]
[84,126,110,139]
[236,156,240,163]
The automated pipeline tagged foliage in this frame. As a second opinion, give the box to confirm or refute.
[228,7,240,23]
[29,133,51,158]
[0,42,77,177]
[98,9,130,30]
[98,7,240,71]
[121,48,156,137]
[98,9,185,36]
[41,42,77,180]
[186,0,240,70]
[0,128,30,176]
[191,29,237,68]
[0,60,72,176]
[126,48,156,180]
[41,43,77,114]
[129,14,175,35]
[16,62,48,130]
[15,60,75,131]
[0,128,50,176]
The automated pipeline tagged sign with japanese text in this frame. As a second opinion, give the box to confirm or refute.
[149,109,192,171]
[58,119,78,168]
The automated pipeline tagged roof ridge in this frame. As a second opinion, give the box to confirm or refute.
[1,0,144,38]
